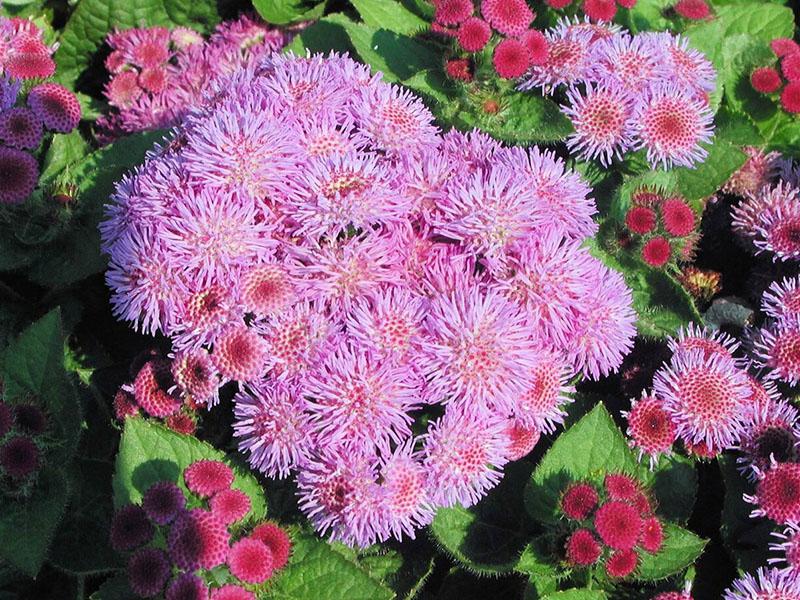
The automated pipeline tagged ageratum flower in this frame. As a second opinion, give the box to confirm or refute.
[102,52,636,547]
[520,21,716,169]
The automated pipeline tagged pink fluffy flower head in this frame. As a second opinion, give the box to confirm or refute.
[168,508,230,570]
[481,0,534,37]
[422,407,510,508]
[753,318,800,387]
[624,394,677,467]
[634,83,714,169]
[184,459,234,498]
[652,349,751,453]
[233,380,313,479]
[251,522,292,570]
[562,82,635,166]
[747,461,800,525]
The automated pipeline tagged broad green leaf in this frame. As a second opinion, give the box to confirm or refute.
[347,539,436,600]
[517,538,559,598]
[0,467,69,577]
[637,523,707,580]
[431,461,535,575]
[264,530,394,600]
[525,403,640,524]
[25,130,165,287]
[456,92,573,144]
[352,0,428,34]
[55,0,220,86]
[90,574,135,600]
[622,0,671,33]
[40,130,90,182]
[719,455,772,570]
[542,591,608,600]
[284,18,356,55]
[686,4,794,75]
[253,0,327,25]
[674,140,746,201]
[325,13,440,81]
[113,418,266,521]
[49,459,122,576]
[650,454,698,525]
[2,309,82,460]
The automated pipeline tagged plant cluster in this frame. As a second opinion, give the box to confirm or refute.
[101,50,637,548]
[111,459,292,599]
[97,14,289,142]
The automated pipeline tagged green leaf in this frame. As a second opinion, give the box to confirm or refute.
[54,0,220,86]
[49,459,122,576]
[0,467,70,577]
[525,403,640,524]
[264,530,394,600]
[637,523,707,580]
[253,0,327,25]
[90,574,136,600]
[3,309,82,460]
[650,454,698,525]
[457,92,573,144]
[541,591,608,600]
[685,3,794,71]
[352,0,427,34]
[350,539,436,600]
[430,461,535,575]
[113,418,266,521]
[325,13,440,81]
[40,130,90,183]
[673,140,746,201]
[25,130,165,288]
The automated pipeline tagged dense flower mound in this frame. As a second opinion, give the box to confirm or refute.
[652,590,693,600]
[0,18,81,204]
[111,459,292,598]
[559,473,666,579]
[98,15,289,142]
[622,188,699,268]
[102,52,637,547]
[0,398,48,497]
[520,23,715,169]
[723,567,800,599]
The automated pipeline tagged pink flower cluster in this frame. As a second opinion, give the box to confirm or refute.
[0,17,81,204]
[543,0,637,22]
[750,37,800,115]
[113,351,218,436]
[0,400,47,497]
[101,52,637,547]
[97,14,288,142]
[560,473,665,579]
[432,0,549,80]
[623,324,788,465]
[732,159,800,262]
[111,459,292,599]
[519,20,715,169]
[623,188,698,268]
